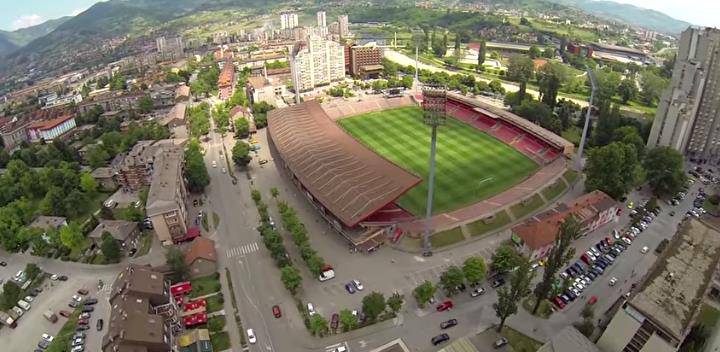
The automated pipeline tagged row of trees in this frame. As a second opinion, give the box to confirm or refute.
[187,103,211,138]
[190,54,220,97]
[0,264,41,309]
[413,256,488,307]
[276,200,326,276]
[184,141,210,193]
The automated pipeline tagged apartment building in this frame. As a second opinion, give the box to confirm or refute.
[291,35,346,91]
[145,144,189,245]
[78,92,144,114]
[218,59,235,101]
[27,114,77,142]
[338,15,350,38]
[280,12,298,30]
[102,265,180,352]
[597,219,720,352]
[116,141,157,191]
[647,27,720,160]
[348,44,384,78]
[317,11,327,28]
[156,36,184,56]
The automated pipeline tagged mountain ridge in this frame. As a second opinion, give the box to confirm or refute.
[0,16,71,57]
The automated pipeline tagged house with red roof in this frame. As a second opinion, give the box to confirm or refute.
[184,237,217,278]
[27,114,77,142]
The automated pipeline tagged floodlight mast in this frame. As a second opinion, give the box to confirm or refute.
[576,68,597,170]
[420,85,448,257]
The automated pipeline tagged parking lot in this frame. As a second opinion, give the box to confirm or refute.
[0,257,115,352]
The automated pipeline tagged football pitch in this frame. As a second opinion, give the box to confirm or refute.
[338,106,539,216]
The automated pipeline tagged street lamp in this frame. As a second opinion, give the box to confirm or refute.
[576,68,597,170]
[420,85,448,257]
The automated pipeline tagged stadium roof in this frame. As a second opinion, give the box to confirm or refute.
[268,101,422,227]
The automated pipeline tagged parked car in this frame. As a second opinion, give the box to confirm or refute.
[609,277,618,286]
[440,319,458,329]
[470,287,485,297]
[351,280,364,291]
[75,325,89,332]
[436,300,454,312]
[491,277,505,288]
[41,334,54,342]
[77,289,88,295]
[431,333,450,346]
[79,313,90,320]
[81,306,94,313]
[83,298,98,305]
[272,305,282,318]
[345,283,356,294]
[331,313,339,330]
[59,310,71,318]
[494,337,509,349]
[96,319,103,331]
[246,329,256,344]
[306,303,316,316]
[552,296,566,309]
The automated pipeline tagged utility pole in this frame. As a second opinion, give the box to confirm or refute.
[415,47,419,93]
[420,86,447,257]
[576,69,597,170]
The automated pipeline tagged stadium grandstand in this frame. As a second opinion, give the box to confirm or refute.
[268,94,573,248]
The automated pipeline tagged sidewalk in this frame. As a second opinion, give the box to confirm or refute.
[218,268,244,350]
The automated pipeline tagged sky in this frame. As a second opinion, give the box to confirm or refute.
[0,0,718,32]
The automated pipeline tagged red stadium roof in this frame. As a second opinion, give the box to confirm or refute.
[268,101,422,227]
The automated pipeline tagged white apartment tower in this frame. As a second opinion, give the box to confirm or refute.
[647,27,720,160]
[156,36,184,54]
[317,11,327,28]
[338,15,350,38]
[280,12,299,30]
[291,35,345,92]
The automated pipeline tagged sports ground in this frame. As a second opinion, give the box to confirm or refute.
[338,106,540,216]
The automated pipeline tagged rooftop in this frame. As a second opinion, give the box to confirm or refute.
[629,219,720,341]
[268,101,422,227]
[110,264,167,301]
[184,237,217,265]
[28,216,67,230]
[512,191,616,250]
[29,114,75,131]
[159,103,186,126]
[146,141,185,217]
[247,76,269,89]
[91,167,115,179]
[88,219,138,241]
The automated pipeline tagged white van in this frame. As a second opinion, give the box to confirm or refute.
[318,269,335,282]
[17,300,30,311]
[11,306,24,317]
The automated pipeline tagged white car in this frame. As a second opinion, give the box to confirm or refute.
[212,160,217,168]
[609,277,618,286]
[307,303,316,316]
[72,338,84,347]
[72,295,83,302]
[50,274,59,281]
[352,279,364,291]
[41,334,54,342]
[221,167,226,173]
[641,246,649,254]
[24,295,34,302]
[70,346,84,352]
[336,346,347,352]
[246,329,257,344]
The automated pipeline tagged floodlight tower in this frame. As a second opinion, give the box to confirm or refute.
[576,68,597,170]
[420,85,448,257]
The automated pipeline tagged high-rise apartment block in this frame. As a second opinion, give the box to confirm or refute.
[317,11,326,28]
[338,15,350,38]
[291,35,345,91]
[280,12,299,30]
[156,36,184,56]
[647,27,720,160]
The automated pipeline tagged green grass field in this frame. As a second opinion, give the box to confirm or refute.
[339,107,539,215]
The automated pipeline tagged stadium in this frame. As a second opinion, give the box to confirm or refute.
[267,92,574,250]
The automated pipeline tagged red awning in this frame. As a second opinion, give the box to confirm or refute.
[170,282,191,296]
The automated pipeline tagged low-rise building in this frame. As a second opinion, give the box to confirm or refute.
[91,167,118,191]
[537,326,600,352]
[78,92,144,114]
[88,219,140,249]
[102,265,181,352]
[218,59,235,101]
[246,76,285,106]
[511,190,618,260]
[27,114,77,142]
[184,237,217,278]
[176,85,190,102]
[116,140,156,191]
[29,216,67,233]
[178,328,213,352]
[159,103,186,128]
[597,219,720,352]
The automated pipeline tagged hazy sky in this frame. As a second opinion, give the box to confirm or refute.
[0,0,718,31]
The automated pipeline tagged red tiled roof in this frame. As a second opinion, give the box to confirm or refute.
[29,114,74,131]
[512,191,617,250]
[184,237,216,264]
[218,60,235,88]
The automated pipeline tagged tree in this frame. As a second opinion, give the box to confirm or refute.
[86,145,110,168]
[542,47,555,58]
[234,118,250,138]
[387,292,404,314]
[644,147,687,197]
[595,70,622,102]
[494,257,535,332]
[101,231,122,262]
[165,246,190,283]
[532,216,579,314]
[439,265,465,296]
[477,40,486,67]
[618,78,638,103]
[507,56,534,102]
[362,292,386,322]
[413,280,436,308]
[138,96,154,113]
[251,189,262,204]
[59,222,85,251]
[79,172,98,194]
[232,141,252,167]
[612,126,645,159]
[25,263,41,281]
[339,309,358,332]
[528,45,541,59]
[308,314,329,336]
[462,256,487,285]
[491,245,520,273]
[640,71,668,105]
[537,63,567,108]
[307,255,325,276]
[280,266,302,294]
[574,319,595,337]
[585,142,640,199]
[184,141,210,192]
[40,187,66,216]
[0,281,21,310]
[581,304,595,320]
[270,187,280,199]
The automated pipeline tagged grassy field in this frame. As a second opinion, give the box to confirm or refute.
[339,107,539,215]
[510,194,545,220]
[467,210,512,237]
[431,227,465,248]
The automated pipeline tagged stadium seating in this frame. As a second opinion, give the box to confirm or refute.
[492,123,521,143]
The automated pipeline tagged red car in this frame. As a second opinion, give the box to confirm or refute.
[436,300,454,312]
[77,319,89,325]
[553,296,566,309]
[272,305,281,318]
[331,313,339,330]
[587,296,598,305]
[59,310,71,318]
[77,289,89,295]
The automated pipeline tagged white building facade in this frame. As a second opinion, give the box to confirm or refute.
[292,35,346,91]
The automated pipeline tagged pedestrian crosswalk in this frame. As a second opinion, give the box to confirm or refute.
[225,242,260,258]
